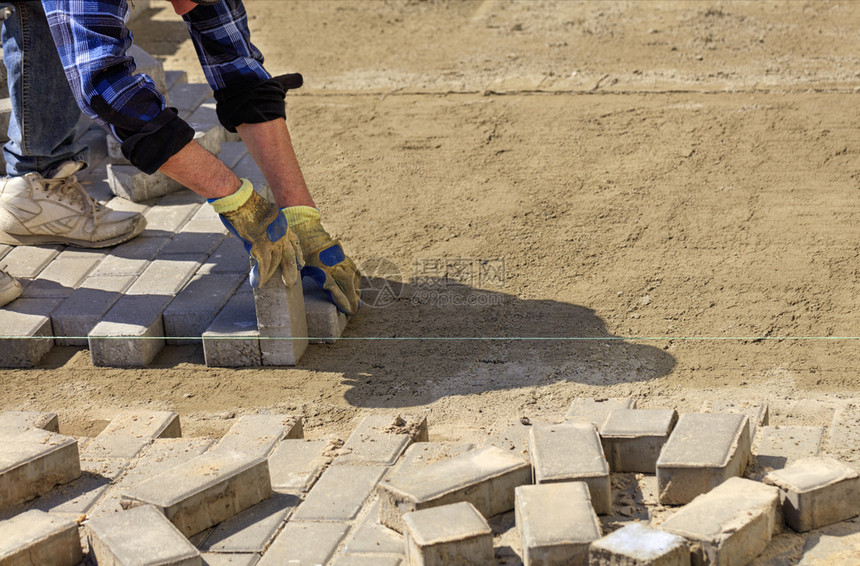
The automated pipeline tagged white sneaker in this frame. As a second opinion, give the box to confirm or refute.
[0,162,146,248]
[0,267,22,307]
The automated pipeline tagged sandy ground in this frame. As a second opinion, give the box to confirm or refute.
[1,1,858,443]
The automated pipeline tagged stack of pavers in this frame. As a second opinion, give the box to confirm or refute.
[1,398,859,565]
[0,40,348,369]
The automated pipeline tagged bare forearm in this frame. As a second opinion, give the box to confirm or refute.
[158,140,241,199]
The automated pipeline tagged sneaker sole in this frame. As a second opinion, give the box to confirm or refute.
[0,217,147,249]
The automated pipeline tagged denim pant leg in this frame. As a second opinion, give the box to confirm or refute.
[1,1,87,176]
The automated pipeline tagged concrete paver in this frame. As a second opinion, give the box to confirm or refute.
[404,501,493,566]
[756,426,824,471]
[0,509,82,566]
[600,408,678,473]
[565,397,636,427]
[257,521,350,566]
[589,522,689,566]
[0,428,81,511]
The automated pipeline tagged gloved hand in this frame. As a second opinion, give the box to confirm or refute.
[211,179,304,288]
[283,206,361,315]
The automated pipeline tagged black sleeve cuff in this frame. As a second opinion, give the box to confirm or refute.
[119,108,195,174]
[214,75,301,133]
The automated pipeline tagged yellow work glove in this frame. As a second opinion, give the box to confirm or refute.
[211,179,304,288]
[282,205,361,314]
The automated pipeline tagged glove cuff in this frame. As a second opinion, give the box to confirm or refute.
[282,205,320,228]
[209,179,253,213]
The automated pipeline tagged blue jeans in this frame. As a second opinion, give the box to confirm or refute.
[1,1,87,176]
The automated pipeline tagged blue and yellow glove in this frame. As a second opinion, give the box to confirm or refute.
[210,180,303,288]
[282,206,361,315]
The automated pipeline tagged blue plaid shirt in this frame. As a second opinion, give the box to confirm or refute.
[42,0,271,142]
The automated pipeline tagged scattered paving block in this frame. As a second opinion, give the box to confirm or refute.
[253,266,308,366]
[87,293,173,367]
[600,409,678,473]
[0,428,81,510]
[0,302,55,368]
[516,482,601,566]
[565,397,636,427]
[121,450,271,537]
[202,288,261,367]
[589,522,689,566]
[827,401,860,468]
[656,413,751,505]
[403,502,493,566]
[701,400,769,440]
[755,426,824,471]
[764,457,860,532]
[529,423,611,515]
[200,492,299,553]
[87,504,201,566]
[304,277,348,343]
[0,411,58,433]
[19,248,105,299]
[390,442,475,480]
[797,520,860,565]
[268,438,333,492]
[343,500,404,556]
[378,445,531,533]
[83,411,180,460]
[484,417,547,461]
[52,275,136,346]
[214,414,303,460]
[332,555,403,566]
[336,414,426,466]
[292,463,386,522]
[0,509,82,566]
[163,272,245,344]
[659,477,780,566]
[257,521,349,566]
[30,471,113,517]
[108,163,185,202]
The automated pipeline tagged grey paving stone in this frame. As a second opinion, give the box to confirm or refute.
[108,164,186,202]
[331,556,402,566]
[827,401,860,469]
[168,82,213,115]
[81,161,116,203]
[0,411,58,433]
[164,272,247,345]
[484,417,547,461]
[89,235,170,277]
[257,521,350,566]
[0,244,62,279]
[378,445,531,533]
[129,44,167,96]
[659,477,780,566]
[30,471,112,517]
[0,244,11,260]
[656,412,752,505]
[233,154,270,201]
[201,553,259,566]
[0,428,81,510]
[159,220,227,258]
[88,293,173,367]
[303,277,348,343]
[516,482,601,566]
[764,457,860,532]
[529,422,611,515]
[127,254,206,296]
[797,519,860,565]
[335,414,425,466]
[0,298,59,367]
[389,442,475,481]
[253,266,308,366]
[756,426,824,471]
[187,117,226,157]
[105,134,129,165]
[589,522,689,566]
[702,400,769,440]
[292,463,386,522]
[199,236,250,275]
[143,195,201,233]
[121,450,271,537]
[404,502,493,566]
[219,141,249,169]
[83,411,181,460]
[200,492,299,553]
[600,409,678,474]
[102,195,151,215]
[268,438,333,492]
[87,504,201,566]
[19,248,105,299]
[51,275,136,346]
[202,288,261,367]
[0,509,82,566]
[343,500,404,556]
[165,70,187,92]
[565,397,637,427]
[214,414,303,461]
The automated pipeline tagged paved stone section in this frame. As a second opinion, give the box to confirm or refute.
[702,400,769,440]
[169,82,213,119]
[202,288,262,367]
[1,244,61,279]
[565,397,637,427]
[200,553,260,566]
[0,509,82,566]
[257,521,350,566]
[200,491,299,554]
[797,519,860,565]
[600,409,678,473]
[253,267,308,366]
[336,414,426,466]
[19,248,105,300]
[659,477,780,566]
[291,463,387,522]
[378,445,531,533]
[403,501,493,566]
[145,191,203,233]
[332,555,403,566]
[0,428,81,510]
[764,457,860,532]
[528,423,611,515]
[515,482,602,566]
[0,302,55,368]
[304,278,349,343]
[342,500,405,557]
[656,412,751,505]
[164,272,246,344]
[51,274,136,347]
[199,237,249,275]
[827,401,860,469]
[267,438,333,492]
[121,450,272,537]
[217,142,249,170]
[755,426,824,471]
[484,417,547,460]
[589,522,689,566]
[87,293,173,367]
[83,411,181,461]
[390,442,475,480]
[87,504,201,566]
[213,414,303,461]
[0,411,58,433]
